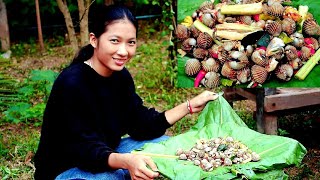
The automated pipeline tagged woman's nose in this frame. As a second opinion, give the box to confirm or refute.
[117,43,128,56]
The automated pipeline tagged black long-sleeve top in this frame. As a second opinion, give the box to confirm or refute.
[34,62,171,180]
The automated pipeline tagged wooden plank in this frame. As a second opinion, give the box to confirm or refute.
[264,89,320,112]
[256,89,265,133]
[263,113,278,135]
[234,88,257,101]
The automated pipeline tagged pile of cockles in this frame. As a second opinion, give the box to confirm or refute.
[177,0,320,88]
[176,137,260,171]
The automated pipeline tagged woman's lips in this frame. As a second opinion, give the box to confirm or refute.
[114,58,126,66]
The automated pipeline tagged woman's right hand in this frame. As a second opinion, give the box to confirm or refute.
[108,153,159,180]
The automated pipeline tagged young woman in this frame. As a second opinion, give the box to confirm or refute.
[34,4,218,180]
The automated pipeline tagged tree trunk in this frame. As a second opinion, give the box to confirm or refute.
[35,0,44,52]
[0,0,10,51]
[104,0,114,5]
[77,0,91,47]
[56,0,79,53]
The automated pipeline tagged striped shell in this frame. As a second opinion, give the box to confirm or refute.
[282,18,296,35]
[228,51,249,70]
[202,72,220,88]
[284,45,298,61]
[181,38,196,52]
[218,50,230,64]
[185,58,201,76]
[223,41,239,51]
[193,48,208,59]
[300,46,311,61]
[197,32,213,49]
[176,24,190,40]
[267,2,284,17]
[303,19,320,36]
[202,13,216,28]
[265,21,282,36]
[238,16,253,25]
[251,49,268,66]
[208,44,222,58]
[190,25,201,38]
[221,63,237,80]
[199,1,214,11]
[275,64,293,81]
[237,67,251,84]
[201,58,220,72]
[308,37,319,50]
[251,65,268,84]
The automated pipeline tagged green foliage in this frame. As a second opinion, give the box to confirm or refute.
[2,70,57,124]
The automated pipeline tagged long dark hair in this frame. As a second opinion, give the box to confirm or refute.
[71,4,138,65]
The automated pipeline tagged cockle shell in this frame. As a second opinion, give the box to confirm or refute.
[303,19,320,36]
[266,37,285,57]
[289,58,302,70]
[282,18,296,35]
[185,58,201,76]
[305,37,319,50]
[202,13,216,28]
[238,16,253,25]
[176,24,190,40]
[237,67,251,84]
[300,46,311,61]
[228,51,249,70]
[208,44,222,58]
[193,48,208,59]
[190,25,201,38]
[267,0,284,6]
[181,38,196,52]
[252,49,268,66]
[197,32,213,49]
[201,72,220,88]
[216,10,225,24]
[265,21,282,36]
[275,64,293,81]
[221,63,237,80]
[267,2,284,17]
[224,17,237,23]
[199,1,214,11]
[251,65,268,84]
[218,50,230,64]
[290,32,304,48]
[284,45,298,61]
[201,58,220,72]
[223,41,239,51]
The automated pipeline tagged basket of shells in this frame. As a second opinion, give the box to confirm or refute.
[176,136,260,172]
[176,0,320,88]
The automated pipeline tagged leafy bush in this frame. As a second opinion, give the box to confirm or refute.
[2,70,57,125]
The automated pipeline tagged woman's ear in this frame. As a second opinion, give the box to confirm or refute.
[89,33,97,48]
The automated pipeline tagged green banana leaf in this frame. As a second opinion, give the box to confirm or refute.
[137,95,307,179]
[177,0,320,88]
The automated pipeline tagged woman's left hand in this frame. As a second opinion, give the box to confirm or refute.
[188,90,218,113]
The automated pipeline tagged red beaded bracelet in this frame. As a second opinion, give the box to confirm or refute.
[187,100,193,114]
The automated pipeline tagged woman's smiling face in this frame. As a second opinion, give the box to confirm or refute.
[90,18,137,77]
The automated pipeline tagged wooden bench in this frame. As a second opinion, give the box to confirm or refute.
[223,88,320,135]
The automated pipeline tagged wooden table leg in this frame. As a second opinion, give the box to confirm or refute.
[264,112,278,135]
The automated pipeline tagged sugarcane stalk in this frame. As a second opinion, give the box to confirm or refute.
[193,20,262,40]
[294,48,320,80]
[215,23,262,33]
[220,2,263,15]
[193,19,215,37]
[131,151,179,159]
